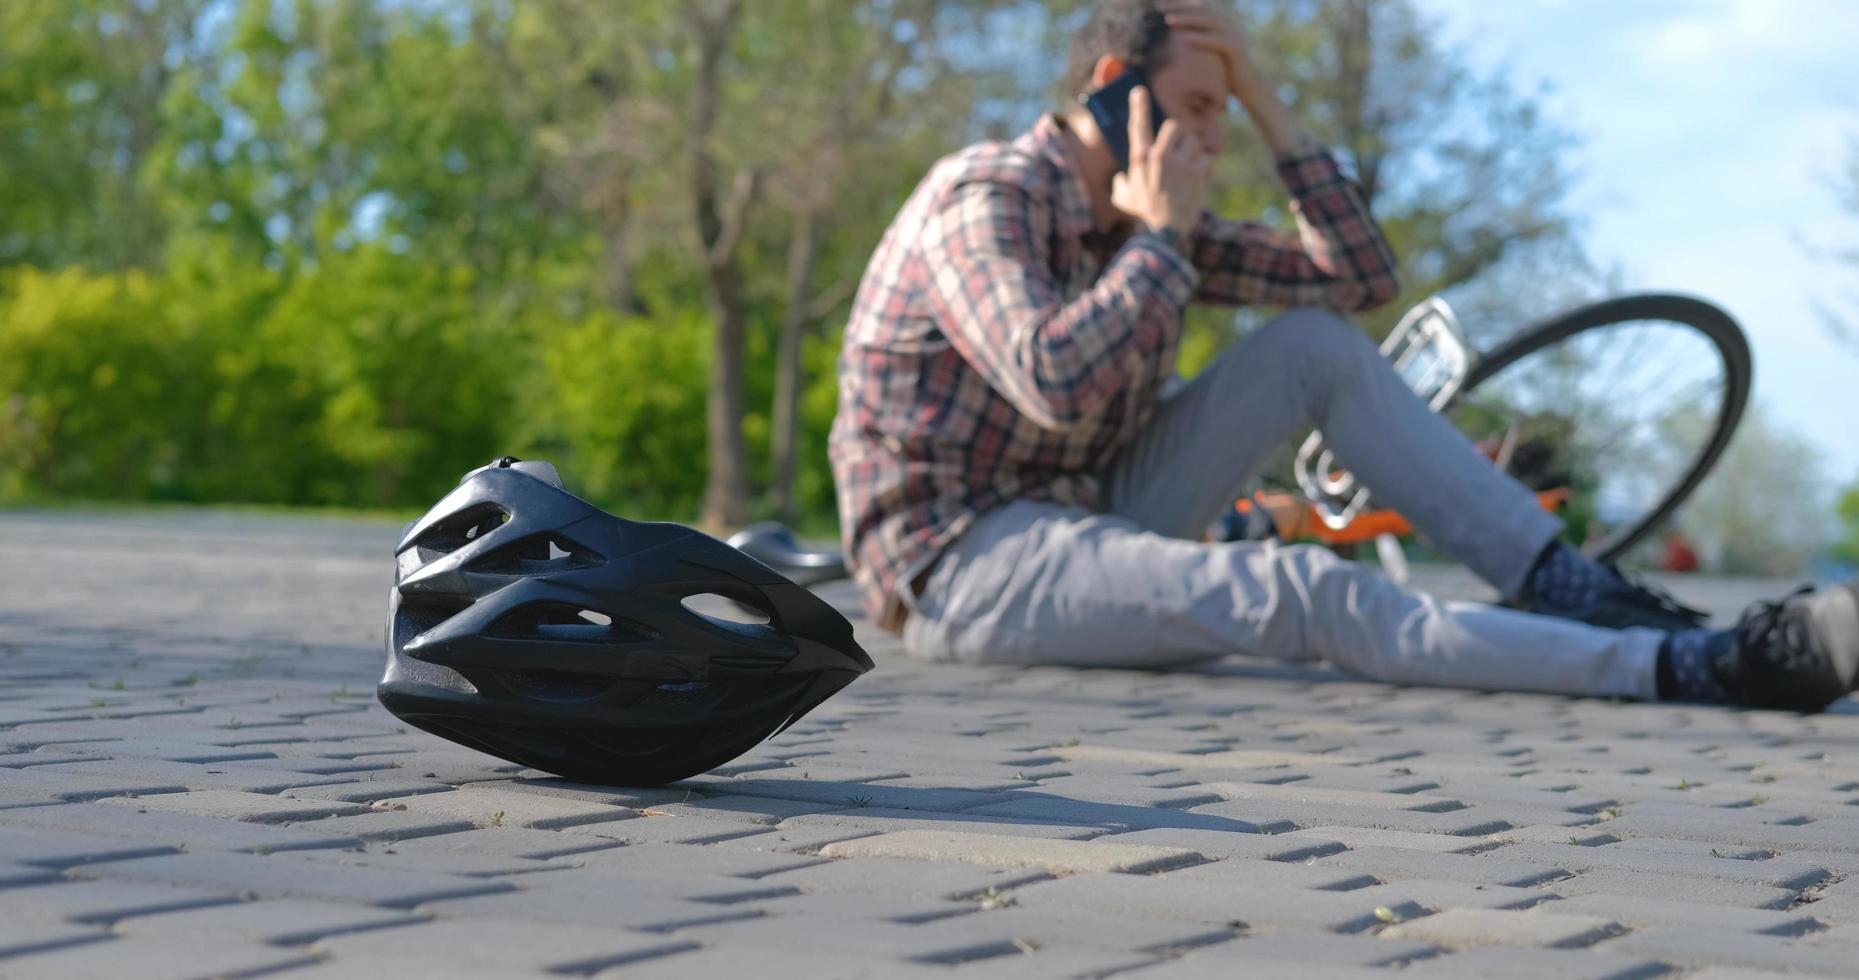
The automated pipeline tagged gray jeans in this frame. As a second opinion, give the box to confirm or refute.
[901,308,1663,699]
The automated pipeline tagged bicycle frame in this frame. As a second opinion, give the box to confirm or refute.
[1293,296,1475,531]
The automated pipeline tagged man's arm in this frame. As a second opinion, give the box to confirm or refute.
[1187,149,1401,311]
[1164,0,1401,311]
[920,176,1196,432]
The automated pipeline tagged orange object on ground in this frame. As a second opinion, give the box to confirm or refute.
[1237,487,1572,546]
[1662,530,1701,573]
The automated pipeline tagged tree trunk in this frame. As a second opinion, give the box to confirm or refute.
[688,0,754,531]
[768,207,821,521]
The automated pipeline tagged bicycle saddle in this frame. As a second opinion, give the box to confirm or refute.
[727,521,848,587]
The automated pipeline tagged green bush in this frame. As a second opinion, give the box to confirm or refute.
[517,306,712,519]
[0,266,210,500]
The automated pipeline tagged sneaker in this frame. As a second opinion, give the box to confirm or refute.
[1718,580,1859,712]
[1518,561,1709,633]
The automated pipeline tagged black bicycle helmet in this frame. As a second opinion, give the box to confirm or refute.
[378,456,874,786]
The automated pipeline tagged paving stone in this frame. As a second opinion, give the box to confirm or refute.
[669,911,1030,965]
[759,856,1047,900]
[705,889,976,923]
[66,851,513,908]
[1154,857,1378,891]
[0,802,361,854]
[818,829,1203,875]
[594,946,948,980]
[1540,893,1826,936]
[1491,826,1622,847]
[1596,925,1859,975]
[1048,744,1372,770]
[487,778,697,810]
[1603,813,1859,854]
[372,786,635,830]
[1281,825,1497,854]
[1313,845,1572,887]
[290,843,566,878]
[1007,776,1222,808]
[386,827,625,862]
[1194,780,1469,812]
[0,766,189,801]
[0,879,239,924]
[1348,879,1553,912]
[1006,872,1425,933]
[556,814,769,846]
[1188,798,1524,835]
[1604,837,1772,860]
[1544,868,1800,909]
[683,776,1008,813]
[1491,841,1833,889]
[708,825,879,854]
[965,795,1294,833]
[643,793,850,826]
[30,757,356,794]
[0,934,320,980]
[417,879,760,932]
[0,918,108,959]
[309,918,697,973]
[96,789,370,823]
[1382,908,1628,949]
[303,808,481,843]
[559,841,827,880]
[0,825,178,869]
[281,778,457,803]
[1177,932,1441,967]
[778,808,1104,840]
[1399,946,1673,979]
[1089,827,1346,862]
[112,898,425,945]
[949,906,1241,955]
[935,948,1162,979]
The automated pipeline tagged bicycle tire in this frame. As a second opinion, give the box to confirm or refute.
[1453,293,1752,564]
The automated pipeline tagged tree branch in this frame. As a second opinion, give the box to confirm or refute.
[708,167,760,269]
[804,276,857,323]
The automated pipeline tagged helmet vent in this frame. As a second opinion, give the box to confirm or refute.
[467,534,604,575]
[416,503,510,558]
[681,593,772,626]
[489,602,658,643]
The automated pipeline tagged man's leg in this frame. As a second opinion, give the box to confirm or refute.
[1104,306,1560,598]
[902,498,1661,699]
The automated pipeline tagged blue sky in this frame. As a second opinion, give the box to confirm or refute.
[1415,0,1859,483]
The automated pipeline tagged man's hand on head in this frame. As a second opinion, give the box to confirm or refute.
[1157,0,1258,103]
[1110,85,1213,239]
[1159,0,1319,157]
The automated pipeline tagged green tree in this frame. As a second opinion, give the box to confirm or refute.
[1833,482,1859,566]
[0,0,209,269]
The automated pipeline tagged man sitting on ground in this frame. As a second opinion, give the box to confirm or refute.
[827,0,1858,710]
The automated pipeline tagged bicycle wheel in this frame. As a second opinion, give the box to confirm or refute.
[1446,293,1751,566]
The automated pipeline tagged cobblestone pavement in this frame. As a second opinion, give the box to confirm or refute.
[3,509,1857,979]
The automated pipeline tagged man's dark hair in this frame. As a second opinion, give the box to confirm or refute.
[1062,1,1174,100]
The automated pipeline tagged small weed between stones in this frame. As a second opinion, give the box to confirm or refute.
[488,810,506,827]
[844,795,873,808]
[977,887,1016,911]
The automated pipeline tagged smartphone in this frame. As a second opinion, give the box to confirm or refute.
[1081,67,1169,173]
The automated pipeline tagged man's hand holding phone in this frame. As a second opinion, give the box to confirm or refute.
[1110,86,1212,238]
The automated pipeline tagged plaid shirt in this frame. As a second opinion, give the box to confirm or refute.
[830,114,1400,631]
